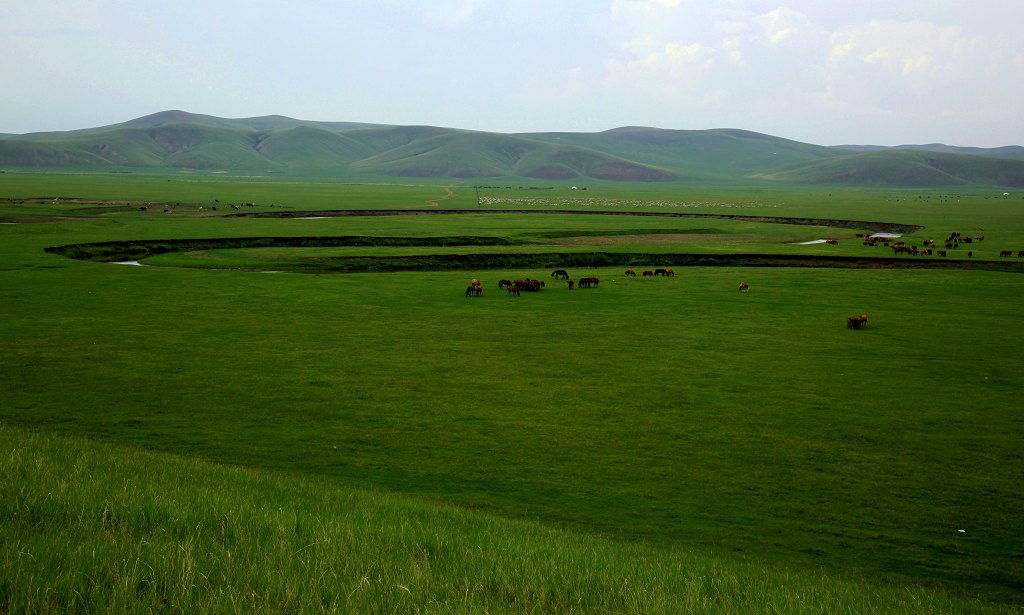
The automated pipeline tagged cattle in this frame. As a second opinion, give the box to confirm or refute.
[551,269,569,279]
[624,269,637,277]
[578,276,599,288]
[642,270,654,277]
[654,268,674,277]
[738,281,749,292]
[846,314,868,330]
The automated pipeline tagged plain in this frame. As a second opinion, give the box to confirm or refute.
[2,172,1022,612]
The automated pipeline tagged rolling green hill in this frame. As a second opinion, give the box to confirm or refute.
[763,149,1024,187]
[1,110,1023,186]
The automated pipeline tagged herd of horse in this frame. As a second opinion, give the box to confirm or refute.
[465,269,750,297]
[467,271,868,330]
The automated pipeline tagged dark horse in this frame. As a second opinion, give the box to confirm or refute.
[551,269,569,279]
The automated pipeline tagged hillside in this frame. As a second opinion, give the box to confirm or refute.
[1,110,1023,186]
[764,150,1024,188]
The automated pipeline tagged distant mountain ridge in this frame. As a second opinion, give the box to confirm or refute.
[1,110,1023,187]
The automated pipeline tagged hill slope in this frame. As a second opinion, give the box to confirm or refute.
[1,110,1023,186]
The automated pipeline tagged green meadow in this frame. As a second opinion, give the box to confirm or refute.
[2,171,1023,613]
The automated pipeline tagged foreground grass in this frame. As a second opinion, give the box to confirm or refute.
[1,424,1009,614]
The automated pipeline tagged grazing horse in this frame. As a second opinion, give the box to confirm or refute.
[1000,251,1012,257]
[739,281,749,292]
[567,280,574,289]
[498,279,513,289]
[846,314,868,330]
[506,284,520,296]
[551,269,569,279]
[578,276,599,288]
[654,268,674,277]
[825,239,839,245]
[465,284,482,297]
[624,269,637,277]
[642,270,654,277]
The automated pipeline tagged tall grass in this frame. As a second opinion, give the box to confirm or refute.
[1,424,1008,614]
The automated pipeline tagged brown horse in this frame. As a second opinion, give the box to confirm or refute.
[846,314,867,329]
[739,281,749,292]
[624,269,637,277]
[465,284,482,297]
[506,284,520,296]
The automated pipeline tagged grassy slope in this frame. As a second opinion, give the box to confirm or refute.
[2,175,1024,611]
[2,423,1010,614]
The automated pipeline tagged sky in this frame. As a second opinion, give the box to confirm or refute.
[3,0,1022,147]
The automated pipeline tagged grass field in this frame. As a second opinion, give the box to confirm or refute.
[2,172,1023,612]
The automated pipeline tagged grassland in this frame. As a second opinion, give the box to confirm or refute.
[2,172,1023,612]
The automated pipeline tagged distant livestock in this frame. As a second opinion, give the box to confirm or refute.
[654,268,674,277]
[739,281,749,292]
[550,269,569,279]
[578,276,599,288]
[642,270,654,277]
[847,314,868,330]
[624,269,637,277]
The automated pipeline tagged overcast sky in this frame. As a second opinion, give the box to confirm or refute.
[3,1,1022,146]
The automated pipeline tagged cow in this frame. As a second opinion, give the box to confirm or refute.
[846,314,868,330]
[624,269,637,277]
[739,282,749,292]
[551,269,569,279]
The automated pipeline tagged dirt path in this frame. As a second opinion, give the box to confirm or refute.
[424,186,454,207]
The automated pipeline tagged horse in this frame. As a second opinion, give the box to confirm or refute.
[551,269,569,279]
[654,268,673,277]
[498,279,513,289]
[642,270,654,277]
[739,282,749,292]
[567,280,574,289]
[506,284,520,296]
[465,284,482,297]
[624,269,637,277]
[846,314,867,329]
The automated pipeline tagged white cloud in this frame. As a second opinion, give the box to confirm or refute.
[425,0,489,28]
[828,20,974,77]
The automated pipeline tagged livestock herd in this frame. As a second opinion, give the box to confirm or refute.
[465,270,872,330]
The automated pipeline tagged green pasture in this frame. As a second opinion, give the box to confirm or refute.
[2,173,1023,611]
